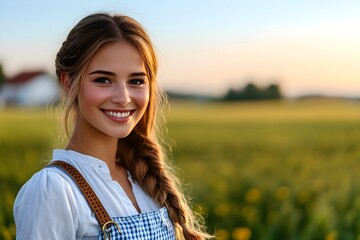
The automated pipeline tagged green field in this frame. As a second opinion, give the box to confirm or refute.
[1,99,360,240]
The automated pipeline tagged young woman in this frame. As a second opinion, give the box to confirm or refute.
[14,13,210,240]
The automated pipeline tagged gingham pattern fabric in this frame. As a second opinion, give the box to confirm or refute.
[98,207,175,240]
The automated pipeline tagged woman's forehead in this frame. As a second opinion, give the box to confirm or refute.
[86,41,145,74]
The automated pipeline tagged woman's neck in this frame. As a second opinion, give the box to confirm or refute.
[66,123,118,168]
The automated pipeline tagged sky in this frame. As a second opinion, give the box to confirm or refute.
[0,0,360,98]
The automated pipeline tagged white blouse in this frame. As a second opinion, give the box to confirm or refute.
[14,149,160,240]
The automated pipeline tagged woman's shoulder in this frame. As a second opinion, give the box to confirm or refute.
[16,166,73,201]
[16,148,101,196]
[13,166,84,239]
[20,164,73,190]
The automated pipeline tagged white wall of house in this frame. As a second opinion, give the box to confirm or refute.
[2,74,60,106]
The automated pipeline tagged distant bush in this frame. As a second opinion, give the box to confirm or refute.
[0,63,6,88]
[223,83,283,101]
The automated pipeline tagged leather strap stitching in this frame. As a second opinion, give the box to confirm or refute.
[47,160,112,227]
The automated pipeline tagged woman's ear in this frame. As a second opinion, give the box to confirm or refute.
[60,73,71,93]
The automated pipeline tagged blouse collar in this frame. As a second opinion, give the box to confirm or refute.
[52,149,134,182]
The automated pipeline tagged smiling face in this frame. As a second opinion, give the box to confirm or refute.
[75,41,150,139]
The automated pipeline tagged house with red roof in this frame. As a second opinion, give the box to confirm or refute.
[1,70,60,107]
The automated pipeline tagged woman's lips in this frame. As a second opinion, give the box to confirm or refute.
[101,109,134,122]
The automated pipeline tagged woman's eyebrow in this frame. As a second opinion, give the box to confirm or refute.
[89,70,116,76]
[129,72,147,77]
[88,70,147,78]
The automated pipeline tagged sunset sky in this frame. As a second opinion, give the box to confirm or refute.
[1,0,359,97]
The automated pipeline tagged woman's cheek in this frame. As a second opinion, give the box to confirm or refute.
[83,85,110,105]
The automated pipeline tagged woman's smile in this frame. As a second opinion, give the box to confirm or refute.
[101,109,135,122]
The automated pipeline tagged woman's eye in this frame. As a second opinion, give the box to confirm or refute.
[94,78,111,84]
[129,79,145,85]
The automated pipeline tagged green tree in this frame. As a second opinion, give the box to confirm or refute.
[242,83,260,100]
[0,64,6,88]
[223,82,283,101]
[262,84,282,99]
[224,88,238,101]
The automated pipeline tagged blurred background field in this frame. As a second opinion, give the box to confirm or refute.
[1,99,360,240]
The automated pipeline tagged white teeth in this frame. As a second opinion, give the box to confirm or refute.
[105,111,130,119]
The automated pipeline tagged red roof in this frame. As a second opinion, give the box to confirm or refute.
[7,70,46,85]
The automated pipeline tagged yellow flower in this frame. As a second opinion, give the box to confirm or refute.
[215,229,229,240]
[245,188,261,203]
[297,190,310,204]
[232,227,252,240]
[214,203,230,217]
[326,231,337,240]
[275,186,290,200]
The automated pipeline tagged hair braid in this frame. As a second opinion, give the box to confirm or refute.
[117,131,210,240]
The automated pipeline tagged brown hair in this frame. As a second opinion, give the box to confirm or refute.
[55,13,211,239]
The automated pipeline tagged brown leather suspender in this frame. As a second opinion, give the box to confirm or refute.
[47,161,121,238]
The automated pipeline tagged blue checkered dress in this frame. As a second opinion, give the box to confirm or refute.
[98,207,175,240]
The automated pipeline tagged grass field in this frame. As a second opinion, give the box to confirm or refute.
[1,99,360,240]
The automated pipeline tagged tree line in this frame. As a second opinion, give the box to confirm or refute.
[223,83,282,101]
[166,82,283,102]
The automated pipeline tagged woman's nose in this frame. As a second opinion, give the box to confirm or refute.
[111,82,131,105]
